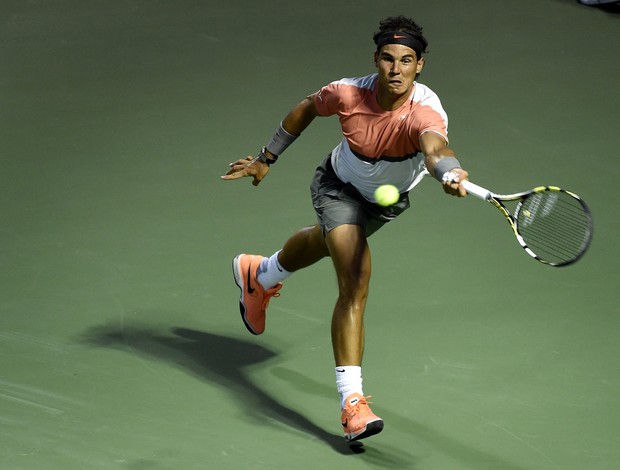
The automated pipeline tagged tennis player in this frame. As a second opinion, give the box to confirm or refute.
[221,15,469,442]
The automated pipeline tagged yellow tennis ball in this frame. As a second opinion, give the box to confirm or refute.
[374,184,400,206]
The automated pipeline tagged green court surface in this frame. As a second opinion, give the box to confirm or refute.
[2,1,619,469]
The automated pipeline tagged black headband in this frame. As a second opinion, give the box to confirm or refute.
[375,31,425,58]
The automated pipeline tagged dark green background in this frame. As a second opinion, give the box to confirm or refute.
[2,1,618,469]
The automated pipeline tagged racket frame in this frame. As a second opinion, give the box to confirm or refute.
[460,180,592,267]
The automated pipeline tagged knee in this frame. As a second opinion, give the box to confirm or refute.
[337,270,370,303]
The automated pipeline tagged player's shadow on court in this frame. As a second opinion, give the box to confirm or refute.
[80,323,401,460]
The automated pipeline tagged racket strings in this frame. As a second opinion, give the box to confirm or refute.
[516,191,592,264]
[522,202,589,242]
[521,221,587,262]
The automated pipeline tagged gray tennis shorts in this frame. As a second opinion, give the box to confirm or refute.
[310,155,410,237]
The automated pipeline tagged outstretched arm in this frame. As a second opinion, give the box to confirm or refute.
[420,132,469,197]
[221,95,320,186]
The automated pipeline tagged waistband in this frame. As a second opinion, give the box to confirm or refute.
[350,148,418,164]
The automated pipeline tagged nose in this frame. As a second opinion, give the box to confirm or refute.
[390,61,400,75]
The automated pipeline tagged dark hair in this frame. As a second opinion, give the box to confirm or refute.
[372,16,429,57]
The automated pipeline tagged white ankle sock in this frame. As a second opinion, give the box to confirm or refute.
[256,250,291,289]
[335,366,363,409]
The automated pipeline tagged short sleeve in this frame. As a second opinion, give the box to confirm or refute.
[313,82,343,117]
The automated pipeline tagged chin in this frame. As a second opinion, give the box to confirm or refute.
[389,85,409,96]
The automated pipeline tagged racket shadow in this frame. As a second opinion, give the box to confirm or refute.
[79,322,355,455]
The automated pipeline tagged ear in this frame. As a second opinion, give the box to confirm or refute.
[374,51,378,67]
[416,57,425,74]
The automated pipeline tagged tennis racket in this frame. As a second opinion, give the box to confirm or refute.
[459,179,593,267]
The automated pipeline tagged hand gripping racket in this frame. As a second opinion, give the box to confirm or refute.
[458,179,593,267]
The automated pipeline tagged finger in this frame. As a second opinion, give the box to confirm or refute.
[224,157,261,177]
[442,181,461,196]
[442,180,457,193]
[228,156,256,169]
[221,167,250,180]
[457,172,469,197]
[221,172,243,180]
[229,163,253,174]
[223,166,244,177]
[228,158,247,167]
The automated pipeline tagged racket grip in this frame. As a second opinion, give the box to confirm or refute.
[461,180,491,200]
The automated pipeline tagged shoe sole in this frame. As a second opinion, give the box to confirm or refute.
[345,418,384,442]
[231,255,260,335]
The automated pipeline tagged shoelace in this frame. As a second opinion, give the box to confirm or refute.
[347,395,373,413]
[261,286,281,310]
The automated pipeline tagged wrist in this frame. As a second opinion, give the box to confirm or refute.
[433,156,461,181]
[257,146,278,165]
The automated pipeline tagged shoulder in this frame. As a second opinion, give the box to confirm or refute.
[318,73,377,97]
[335,73,377,90]
[315,74,377,113]
[406,82,449,141]
[411,82,444,110]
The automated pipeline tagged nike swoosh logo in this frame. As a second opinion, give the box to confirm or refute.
[393,34,408,39]
[336,368,345,373]
[246,260,255,294]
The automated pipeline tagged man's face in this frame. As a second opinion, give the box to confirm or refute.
[375,44,424,98]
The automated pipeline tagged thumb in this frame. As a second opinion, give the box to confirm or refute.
[252,164,270,186]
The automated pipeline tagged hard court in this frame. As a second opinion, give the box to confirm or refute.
[1,1,619,469]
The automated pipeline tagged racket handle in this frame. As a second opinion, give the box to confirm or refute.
[461,180,491,200]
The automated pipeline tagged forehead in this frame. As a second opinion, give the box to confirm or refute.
[378,43,417,60]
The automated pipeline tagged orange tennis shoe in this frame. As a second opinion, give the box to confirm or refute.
[341,393,384,442]
[232,254,282,335]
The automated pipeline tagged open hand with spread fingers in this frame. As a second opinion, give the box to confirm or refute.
[221,156,270,187]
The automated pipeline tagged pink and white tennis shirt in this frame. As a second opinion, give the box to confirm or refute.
[313,73,449,202]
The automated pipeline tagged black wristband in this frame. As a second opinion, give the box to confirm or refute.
[257,146,278,166]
